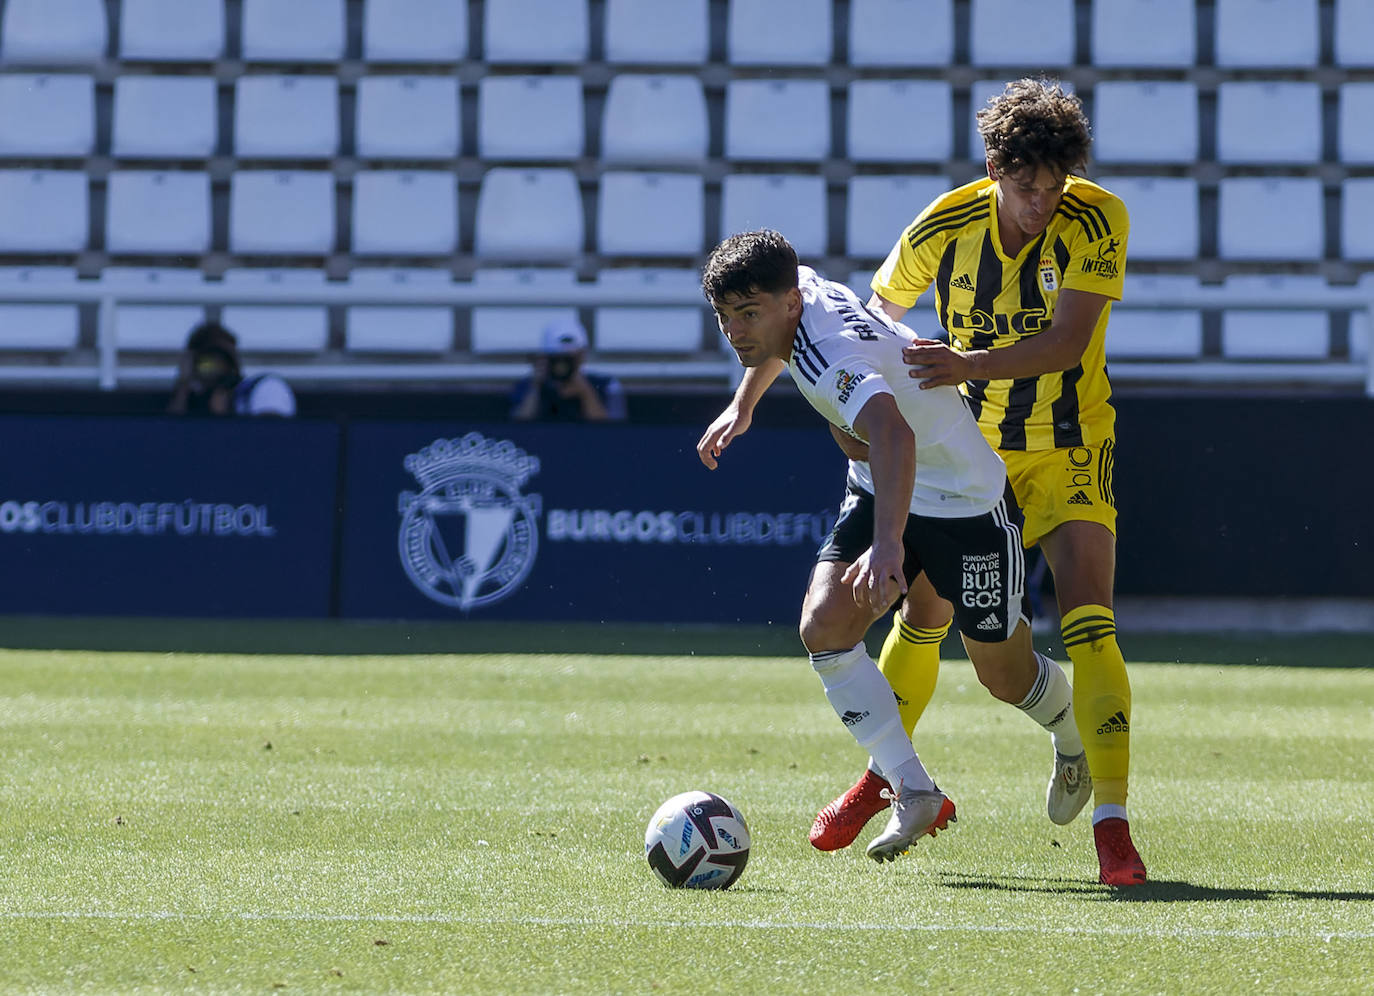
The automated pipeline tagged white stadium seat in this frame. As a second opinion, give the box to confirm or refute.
[474,169,583,259]
[1335,0,1374,66]
[1214,0,1317,67]
[0,267,80,350]
[1091,0,1195,67]
[346,267,454,353]
[478,76,583,160]
[241,0,344,62]
[848,0,954,67]
[484,0,588,63]
[601,75,708,164]
[594,268,703,353]
[1338,84,1374,164]
[0,170,87,253]
[970,0,1073,67]
[1216,82,1321,164]
[234,75,339,159]
[119,0,224,61]
[1217,177,1323,260]
[1107,274,1203,360]
[728,0,831,65]
[229,171,336,256]
[355,76,459,160]
[846,176,950,258]
[220,268,329,352]
[104,267,205,351]
[1341,179,1374,260]
[351,171,457,255]
[847,80,952,163]
[362,0,467,62]
[1092,81,1198,163]
[597,172,703,257]
[469,268,578,353]
[112,76,217,158]
[0,0,106,62]
[105,171,211,255]
[1221,275,1329,359]
[0,74,94,158]
[1104,176,1199,260]
[604,0,708,65]
[724,80,830,161]
[720,175,826,257]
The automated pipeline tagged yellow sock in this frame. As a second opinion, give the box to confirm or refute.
[878,615,947,737]
[1061,604,1132,809]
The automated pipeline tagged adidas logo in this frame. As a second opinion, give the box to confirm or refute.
[840,709,870,727]
[1067,490,1093,506]
[1096,710,1130,735]
[976,612,1000,631]
[950,273,976,292]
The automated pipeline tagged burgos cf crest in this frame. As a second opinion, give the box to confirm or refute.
[397,433,542,610]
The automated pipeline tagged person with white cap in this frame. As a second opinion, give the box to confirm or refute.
[510,319,627,422]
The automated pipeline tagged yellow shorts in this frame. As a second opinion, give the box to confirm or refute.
[1000,439,1117,548]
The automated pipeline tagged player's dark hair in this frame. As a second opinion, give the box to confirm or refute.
[977,78,1091,177]
[701,229,799,304]
[185,320,240,358]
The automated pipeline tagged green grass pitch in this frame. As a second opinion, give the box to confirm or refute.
[0,629,1370,994]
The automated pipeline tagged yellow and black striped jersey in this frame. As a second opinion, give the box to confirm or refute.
[871,175,1129,452]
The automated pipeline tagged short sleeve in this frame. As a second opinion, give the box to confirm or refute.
[1060,194,1129,301]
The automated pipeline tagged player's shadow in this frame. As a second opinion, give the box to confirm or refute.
[938,872,1374,903]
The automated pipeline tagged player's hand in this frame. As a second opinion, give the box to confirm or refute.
[697,405,753,470]
[841,544,908,613]
[902,340,976,389]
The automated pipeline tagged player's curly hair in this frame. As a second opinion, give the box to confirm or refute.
[977,78,1091,177]
[701,229,799,303]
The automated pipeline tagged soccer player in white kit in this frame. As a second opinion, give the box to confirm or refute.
[701,230,1090,862]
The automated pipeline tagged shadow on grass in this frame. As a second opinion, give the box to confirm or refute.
[938,872,1374,903]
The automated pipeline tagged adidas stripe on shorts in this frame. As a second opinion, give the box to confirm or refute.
[817,483,1032,642]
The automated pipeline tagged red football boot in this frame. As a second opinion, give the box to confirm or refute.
[1094,817,1147,886]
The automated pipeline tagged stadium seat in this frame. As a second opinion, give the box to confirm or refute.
[0,170,87,253]
[118,0,224,61]
[1092,81,1198,163]
[362,0,467,62]
[345,267,454,353]
[970,0,1073,67]
[847,80,953,163]
[724,80,830,161]
[484,0,588,63]
[0,267,80,350]
[355,76,459,160]
[103,267,205,351]
[1351,277,1372,360]
[848,0,954,67]
[1103,176,1199,260]
[112,76,218,158]
[351,171,457,255]
[229,171,336,256]
[1341,179,1374,260]
[720,175,826,257]
[220,268,329,352]
[601,75,708,164]
[0,74,94,158]
[1217,177,1323,260]
[1338,84,1374,163]
[469,268,579,354]
[1214,0,1318,67]
[1216,82,1321,164]
[1335,0,1374,66]
[846,176,951,258]
[728,0,831,65]
[0,0,106,62]
[477,76,583,160]
[1107,275,1203,359]
[593,268,703,353]
[234,75,340,159]
[1220,275,1329,359]
[604,0,708,64]
[474,169,583,259]
[1090,0,1195,67]
[105,171,211,255]
[597,172,703,257]
[240,0,344,62]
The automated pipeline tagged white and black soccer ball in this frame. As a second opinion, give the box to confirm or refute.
[644,790,750,890]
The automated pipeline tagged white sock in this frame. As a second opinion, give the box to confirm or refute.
[1017,652,1084,757]
[810,642,935,793]
[1092,804,1128,825]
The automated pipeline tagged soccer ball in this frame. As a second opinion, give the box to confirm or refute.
[644,790,750,889]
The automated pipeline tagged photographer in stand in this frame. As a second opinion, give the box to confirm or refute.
[167,321,296,417]
[510,319,626,422]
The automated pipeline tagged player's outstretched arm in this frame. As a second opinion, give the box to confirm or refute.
[696,357,785,469]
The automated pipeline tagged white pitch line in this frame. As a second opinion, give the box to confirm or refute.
[1,911,1370,942]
